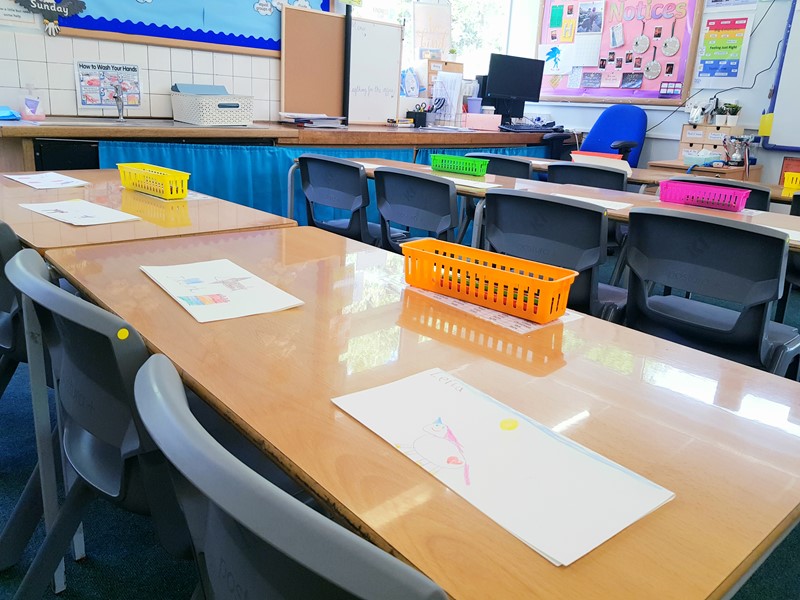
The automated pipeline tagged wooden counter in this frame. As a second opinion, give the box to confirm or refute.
[0,119,545,171]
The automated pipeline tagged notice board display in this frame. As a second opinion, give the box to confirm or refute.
[762,0,800,152]
[60,0,331,54]
[536,0,702,105]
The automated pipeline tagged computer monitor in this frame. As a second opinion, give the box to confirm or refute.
[484,53,545,125]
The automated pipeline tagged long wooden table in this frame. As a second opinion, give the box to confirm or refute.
[350,158,800,252]
[44,226,800,600]
[0,169,295,251]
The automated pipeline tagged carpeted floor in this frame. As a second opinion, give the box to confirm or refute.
[3,264,800,599]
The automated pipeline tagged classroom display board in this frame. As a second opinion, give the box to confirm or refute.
[762,0,800,151]
[60,0,330,53]
[537,0,701,104]
[348,18,402,123]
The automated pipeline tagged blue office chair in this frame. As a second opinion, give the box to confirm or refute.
[580,105,648,167]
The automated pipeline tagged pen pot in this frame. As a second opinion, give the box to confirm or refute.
[406,111,428,128]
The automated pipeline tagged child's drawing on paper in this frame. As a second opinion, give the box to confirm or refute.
[545,46,562,70]
[401,417,471,486]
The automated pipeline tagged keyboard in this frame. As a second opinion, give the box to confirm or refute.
[499,124,561,133]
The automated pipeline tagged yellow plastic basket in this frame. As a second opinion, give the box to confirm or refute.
[430,154,489,177]
[782,171,800,198]
[402,239,577,324]
[117,163,190,200]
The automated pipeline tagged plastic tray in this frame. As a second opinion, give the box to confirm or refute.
[430,154,489,177]
[782,171,800,197]
[682,153,723,166]
[659,180,750,212]
[401,239,577,324]
[117,163,190,200]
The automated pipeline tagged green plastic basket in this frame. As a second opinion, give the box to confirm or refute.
[430,154,489,177]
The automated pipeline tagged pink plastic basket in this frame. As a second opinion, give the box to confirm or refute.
[659,180,751,212]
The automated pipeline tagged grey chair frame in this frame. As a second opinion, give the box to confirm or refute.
[135,354,447,600]
[546,161,629,190]
[464,152,534,179]
[776,192,800,322]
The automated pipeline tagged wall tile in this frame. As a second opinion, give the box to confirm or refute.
[150,93,172,118]
[172,71,192,87]
[15,33,46,62]
[72,39,100,62]
[149,69,172,95]
[133,93,151,118]
[171,48,192,72]
[269,79,279,103]
[123,44,149,69]
[77,107,103,117]
[269,57,280,80]
[251,56,270,79]
[254,99,269,121]
[50,89,77,116]
[233,77,251,96]
[252,78,268,101]
[213,53,232,76]
[99,41,124,63]
[0,59,20,88]
[44,36,72,64]
[269,100,280,122]
[192,51,213,74]
[233,55,251,78]
[148,46,170,71]
[0,33,17,60]
[47,62,75,90]
[18,60,48,89]
[213,74,233,91]
[193,73,214,85]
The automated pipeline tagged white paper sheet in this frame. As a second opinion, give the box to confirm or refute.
[19,200,140,226]
[141,259,304,323]
[408,288,582,334]
[333,369,675,567]
[440,176,502,189]
[552,193,633,210]
[6,172,89,189]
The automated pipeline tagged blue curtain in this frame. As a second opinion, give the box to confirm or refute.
[99,141,414,225]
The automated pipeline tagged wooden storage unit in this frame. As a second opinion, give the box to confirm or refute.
[415,59,463,98]
[677,123,743,159]
[648,158,763,182]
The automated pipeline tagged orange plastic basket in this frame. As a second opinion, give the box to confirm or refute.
[401,239,577,324]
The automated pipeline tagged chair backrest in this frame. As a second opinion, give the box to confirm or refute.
[791,192,800,217]
[481,189,607,316]
[135,354,448,600]
[0,220,25,363]
[665,176,772,211]
[4,249,188,542]
[581,105,647,167]
[297,153,374,243]
[373,166,459,253]
[624,207,789,367]
[547,162,628,191]
[464,152,533,179]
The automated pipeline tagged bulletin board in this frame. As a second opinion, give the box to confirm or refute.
[536,0,703,105]
[59,0,331,56]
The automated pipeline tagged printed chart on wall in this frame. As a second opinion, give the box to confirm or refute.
[61,0,330,52]
[538,0,700,103]
[74,62,141,109]
[692,0,756,89]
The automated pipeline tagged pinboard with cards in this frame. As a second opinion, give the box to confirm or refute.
[537,0,702,105]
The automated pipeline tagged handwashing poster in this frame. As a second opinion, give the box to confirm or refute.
[74,62,141,109]
[538,0,698,101]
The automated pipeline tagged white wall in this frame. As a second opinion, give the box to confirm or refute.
[0,18,281,120]
[524,0,799,184]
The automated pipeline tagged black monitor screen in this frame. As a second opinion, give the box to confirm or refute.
[485,53,544,102]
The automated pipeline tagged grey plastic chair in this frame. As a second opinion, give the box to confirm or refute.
[4,248,193,599]
[479,189,627,322]
[464,152,533,179]
[298,153,380,245]
[135,353,448,600]
[776,192,800,323]
[373,167,459,254]
[665,175,772,211]
[547,162,628,191]
[624,207,800,377]
[0,220,25,395]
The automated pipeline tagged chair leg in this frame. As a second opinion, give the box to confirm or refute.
[13,478,94,600]
[775,281,792,324]
[610,235,629,287]
[0,429,60,571]
[0,355,19,399]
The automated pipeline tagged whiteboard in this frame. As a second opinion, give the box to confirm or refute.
[348,17,403,124]
[763,0,800,151]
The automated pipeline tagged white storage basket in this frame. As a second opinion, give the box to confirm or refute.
[170,92,254,126]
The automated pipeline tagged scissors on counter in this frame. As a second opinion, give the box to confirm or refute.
[414,102,429,112]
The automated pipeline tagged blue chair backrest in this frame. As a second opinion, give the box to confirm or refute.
[581,105,647,167]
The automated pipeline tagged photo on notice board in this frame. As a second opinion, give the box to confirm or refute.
[621,72,644,88]
[581,72,602,87]
[577,1,603,33]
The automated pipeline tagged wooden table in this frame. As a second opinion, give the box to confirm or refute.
[45,226,800,600]
[647,159,763,183]
[350,158,800,251]
[0,169,295,251]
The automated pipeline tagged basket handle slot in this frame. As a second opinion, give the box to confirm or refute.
[217,102,241,109]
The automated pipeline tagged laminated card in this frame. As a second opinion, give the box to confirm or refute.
[332,369,674,566]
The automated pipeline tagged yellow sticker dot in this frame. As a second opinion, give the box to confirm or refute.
[117,328,129,340]
[500,418,519,431]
